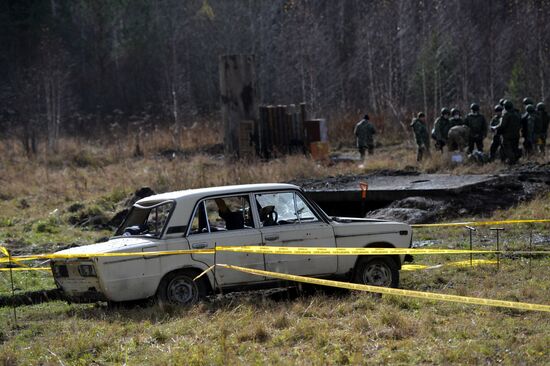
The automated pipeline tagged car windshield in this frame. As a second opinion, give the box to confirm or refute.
[115,200,174,237]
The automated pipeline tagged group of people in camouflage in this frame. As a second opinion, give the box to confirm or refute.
[410,98,549,164]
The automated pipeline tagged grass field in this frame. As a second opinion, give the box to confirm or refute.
[1,135,549,365]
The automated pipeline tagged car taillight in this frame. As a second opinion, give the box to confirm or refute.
[78,264,97,277]
[52,264,69,277]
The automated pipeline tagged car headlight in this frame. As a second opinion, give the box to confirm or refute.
[78,264,97,277]
[52,264,69,277]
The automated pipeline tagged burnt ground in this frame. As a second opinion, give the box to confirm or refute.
[293,162,550,224]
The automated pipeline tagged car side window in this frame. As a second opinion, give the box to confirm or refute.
[189,201,209,235]
[255,192,320,227]
[203,195,254,232]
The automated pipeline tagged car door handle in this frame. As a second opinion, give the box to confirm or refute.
[192,242,208,249]
[265,235,279,241]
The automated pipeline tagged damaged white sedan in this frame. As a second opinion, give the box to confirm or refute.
[51,183,413,305]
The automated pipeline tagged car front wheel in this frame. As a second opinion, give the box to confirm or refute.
[353,257,399,288]
[157,270,206,306]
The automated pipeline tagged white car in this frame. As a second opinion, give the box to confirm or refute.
[51,183,413,305]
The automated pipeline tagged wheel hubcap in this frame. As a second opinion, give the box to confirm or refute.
[363,263,392,286]
[167,277,197,304]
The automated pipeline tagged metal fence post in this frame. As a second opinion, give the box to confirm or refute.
[490,228,504,271]
[7,248,18,328]
[529,228,533,276]
[465,226,476,267]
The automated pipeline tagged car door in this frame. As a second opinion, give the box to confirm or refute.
[255,191,337,276]
[189,194,266,286]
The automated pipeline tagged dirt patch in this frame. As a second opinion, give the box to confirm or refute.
[366,197,450,224]
[0,289,64,308]
[290,168,419,191]
[295,163,550,223]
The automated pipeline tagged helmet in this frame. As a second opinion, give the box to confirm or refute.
[450,108,460,116]
[470,103,480,111]
[441,108,450,115]
[536,102,545,111]
[523,97,534,105]
[526,104,535,113]
[417,112,425,118]
[499,98,506,106]
[504,100,514,110]
[494,105,503,112]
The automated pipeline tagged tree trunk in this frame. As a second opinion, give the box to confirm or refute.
[366,36,377,114]
[422,63,428,116]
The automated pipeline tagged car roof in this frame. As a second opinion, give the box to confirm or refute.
[136,183,301,204]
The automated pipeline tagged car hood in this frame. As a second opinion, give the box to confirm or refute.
[55,237,158,255]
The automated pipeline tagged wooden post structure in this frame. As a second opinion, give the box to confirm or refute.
[219,55,258,158]
[258,106,268,157]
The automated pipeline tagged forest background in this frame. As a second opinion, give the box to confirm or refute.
[1,0,549,154]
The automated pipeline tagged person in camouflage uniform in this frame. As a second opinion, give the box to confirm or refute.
[354,114,376,160]
[536,102,549,155]
[489,105,503,161]
[495,100,522,164]
[447,125,470,152]
[520,98,535,155]
[449,108,464,129]
[464,103,488,153]
[432,108,451,151]
[524,104,541,157]
[410,112,430,161]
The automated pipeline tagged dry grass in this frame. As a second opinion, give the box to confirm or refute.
[0,130,549,365]
[1,256,549,365]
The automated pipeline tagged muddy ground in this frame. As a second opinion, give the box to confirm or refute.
[293,162,550,224]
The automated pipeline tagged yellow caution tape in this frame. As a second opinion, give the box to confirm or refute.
[0,248,214,263]
[401,264,430,271]
[0,246,9,257]
[0,246,32,268]
[412,219,550,228]
[1,244,549,264]
[0,259,500,273]
[445,259,498,267]
[218,264,550,312]
[217,246,550,256]
[217,246,497,255]
[0,267,51,272]
[402,259,497,271]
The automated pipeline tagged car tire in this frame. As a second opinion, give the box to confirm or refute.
[157,270,207,306]
[353,256,399,288]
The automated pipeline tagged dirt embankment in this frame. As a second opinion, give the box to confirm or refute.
[295,163,550,224]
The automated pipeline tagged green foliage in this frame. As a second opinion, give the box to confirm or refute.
[102,189,128,206]
[34,217,60,234]
[0,217,15,227]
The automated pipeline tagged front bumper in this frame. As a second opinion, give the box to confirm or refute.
[52,260,106,302]
[62,289,108,303]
